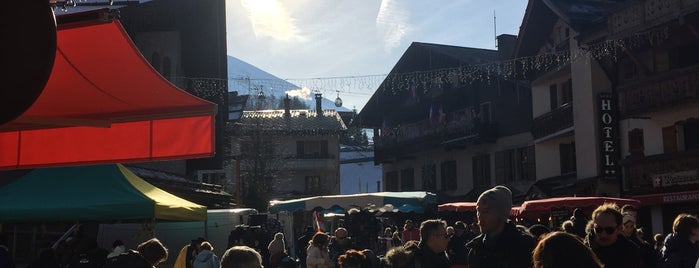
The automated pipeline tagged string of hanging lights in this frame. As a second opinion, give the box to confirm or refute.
[170,25,668,103]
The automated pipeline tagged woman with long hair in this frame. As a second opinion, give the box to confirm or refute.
[306,233,333,268]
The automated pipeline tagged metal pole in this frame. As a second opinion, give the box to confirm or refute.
[236,159,242,207]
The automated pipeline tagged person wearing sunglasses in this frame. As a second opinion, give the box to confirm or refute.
[585,203,640,268]
[411,219,450,268]
[466,185,535,268]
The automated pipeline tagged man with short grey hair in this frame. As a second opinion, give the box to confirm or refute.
[220,246,262,268]
[413,219,450,268]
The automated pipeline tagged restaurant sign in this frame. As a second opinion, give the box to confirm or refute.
[652,170,699,188]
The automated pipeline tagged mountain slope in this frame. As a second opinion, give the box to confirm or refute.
[228,56,350,111]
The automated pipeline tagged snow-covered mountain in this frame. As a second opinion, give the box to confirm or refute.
[228,56,351,112]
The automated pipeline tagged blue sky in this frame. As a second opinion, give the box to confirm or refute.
[226,1,528,111]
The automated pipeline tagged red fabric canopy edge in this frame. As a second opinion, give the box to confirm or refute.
[518,197,641,214]
[0,12,216,169]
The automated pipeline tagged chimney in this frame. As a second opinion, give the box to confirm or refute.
[284,94,291,118]
[315,93,323,117]
[496,34,517,60]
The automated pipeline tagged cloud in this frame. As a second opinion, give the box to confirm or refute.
[285,87,312,100]
[240,0,305,42]
[376,0,411,52]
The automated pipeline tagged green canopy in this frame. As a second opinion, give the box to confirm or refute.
[0,164,207,222]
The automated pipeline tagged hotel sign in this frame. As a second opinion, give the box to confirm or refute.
[598,93,620,179]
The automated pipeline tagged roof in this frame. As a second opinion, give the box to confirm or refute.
[411,42,499,65]
[234,109,347,135]
[515,0,627,57]
[359,42,500,127]
[0,10,216,169]
[0,164,207,222]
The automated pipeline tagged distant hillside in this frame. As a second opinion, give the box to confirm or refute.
[228,56,350,112]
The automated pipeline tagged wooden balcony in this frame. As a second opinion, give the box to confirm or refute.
[622,149,699,191]
[532,103,573,140]
[374,115,498,163]
[609,0,699,36]
[618,64,699,117]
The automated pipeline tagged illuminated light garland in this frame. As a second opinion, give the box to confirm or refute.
[168,26,669,100]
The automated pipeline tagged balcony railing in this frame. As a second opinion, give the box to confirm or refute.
[532,103,573,140]
[290,158,337,170]
[609,0,699,36]
[623,149,699,191]
[618,64,699,117]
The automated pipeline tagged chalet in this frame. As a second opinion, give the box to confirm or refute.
[516,0,699,233]
[358,37,534,202]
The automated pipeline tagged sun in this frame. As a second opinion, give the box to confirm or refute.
[240,0,304,42]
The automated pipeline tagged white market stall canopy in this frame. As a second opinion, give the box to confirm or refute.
[268,191,437,214]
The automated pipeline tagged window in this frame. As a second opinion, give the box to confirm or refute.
[561,79,573,105]
[684,122,699,150]
[400,168,415,191]
[385,171,398,191]
[198,170,229,185]
[296,140,329,158]
[305,176,321,194]
[560,142,577,174]
[495,146,536,183]
[421,164,436,191]
[662,126,677,153]
[440,161,457,191]
[549,84,558,110]
[473,154,491,187]
[628,129,645,157]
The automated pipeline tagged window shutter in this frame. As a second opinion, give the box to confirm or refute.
[662,126,677,153]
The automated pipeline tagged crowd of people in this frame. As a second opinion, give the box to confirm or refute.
[1,185,698,268]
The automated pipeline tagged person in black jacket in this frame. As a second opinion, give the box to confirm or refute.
[413,219,450,268]
[447,221,469,267]
[103,238,168,268]
[584,203,640,268]
[661,213,699,268]
[466,185,535,268]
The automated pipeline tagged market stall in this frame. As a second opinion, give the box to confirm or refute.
[517,196,641,227]
[268,191,437,214]
[269,192,437,257]
[0,164,207,222]
[438,202,521,215]
[0,10,217,170]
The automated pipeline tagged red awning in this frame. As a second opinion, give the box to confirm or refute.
[629,190,699,206]
[438,202,520,216]
[0,13,216,169]
[518,197,641,215]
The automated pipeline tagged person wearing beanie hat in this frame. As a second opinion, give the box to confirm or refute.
[267,232,286,264]
[466,185,535,268]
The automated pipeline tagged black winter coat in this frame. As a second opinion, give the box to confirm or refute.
[465,221,535,268]
[413,243,449,268]
[587,233,641,268]
[662,233,699,268]
[102,250,152,268]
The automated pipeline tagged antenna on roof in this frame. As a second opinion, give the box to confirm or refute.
[494,10,497,48]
